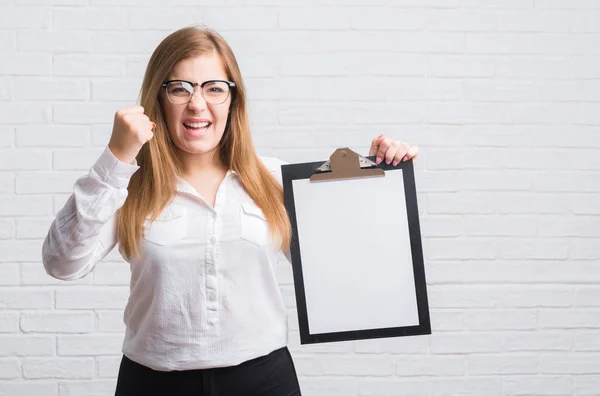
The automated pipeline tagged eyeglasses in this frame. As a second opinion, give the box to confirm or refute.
[161,79,236,105]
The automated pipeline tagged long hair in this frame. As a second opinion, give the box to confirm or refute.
[117,26,291,260]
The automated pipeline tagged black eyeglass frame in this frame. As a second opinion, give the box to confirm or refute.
[161,79,236,104]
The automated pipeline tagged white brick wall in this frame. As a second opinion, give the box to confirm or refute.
[1,1,599,395]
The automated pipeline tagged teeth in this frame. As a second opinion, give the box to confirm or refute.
[184,122,209,128]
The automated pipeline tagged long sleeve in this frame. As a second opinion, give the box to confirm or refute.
[42,146,140,281]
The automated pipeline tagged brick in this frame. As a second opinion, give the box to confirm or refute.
[354,336,429,354]
[432,378,502,396]
[0,263,19,286]
[542,354,600,374]
[16,172,81,194]
[389,32,465,53]
[0,219,14,239]
[0,240,44,262]
[54,55,125,77]
[18,30,90,52]
[0,149,51,170]
[499,10,570,32]
[91,125,112,147]
[467,33,535,54]
[96,355,121,378]
[574,286,600,307]
[281,7,351,30]
[420,215,463,237]
[0,103,48,124]
[0,312,18,333]
[424,238,497,260]
[576,376,600,396]
[95,311,125,332]
[14,78,90,101]
[21,311,94,333]
[129,8,203,30]
[359,379,429,396]
[538,216,600,237]
[574,333,600,351]
[318,356,394,376]
[349,8,424,30]
[396,356,465,376]
[463,79,537,102]
[536,34,600,55]
[427,102,501,124]
[428,193,495,214]
[0,288,53,309]
[428,56,494,77]
[0,30,16,51]
[16,126,90,148]
[55,287,129,309]
[461,0,533,8]
[465,215,536,237]
[0,6,51,28]
[540,309,600,329]
[0,196,52,216]
[53,149,103,171]
[90,79,141,102]
[0,127,13,147]
[58,380,121,396]
[91,31,168,54]
[0,382,57,396]
[23,358,94,379]
[204,7,277,30]
[0,357,20,379]
[20,263,93,286]
[466,354,538,375]
[125,55,150,79]
[503,376,572,395]
[57,334,125,356]
[425,10,498,31]
[430,310,465,331]
[302,377,358,396]
[504,331,572,351]
[0,53,52,76]
[0,173,15,193]
[536,172,600,192]
[466,310,537,330]
[53,8,127,30]
[53,102,127,124]
[536,0,600,9]
[0,335,54,356]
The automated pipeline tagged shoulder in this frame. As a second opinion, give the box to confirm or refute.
[258,155,289,185]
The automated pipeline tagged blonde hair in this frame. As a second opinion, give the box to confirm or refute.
[117,26,291,259]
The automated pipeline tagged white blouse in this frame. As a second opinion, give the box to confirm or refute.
[41,146,291,371]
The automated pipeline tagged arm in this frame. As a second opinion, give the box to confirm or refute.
[42,147,140,281]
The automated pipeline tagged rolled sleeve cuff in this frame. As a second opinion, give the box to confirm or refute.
[91,146,140,189]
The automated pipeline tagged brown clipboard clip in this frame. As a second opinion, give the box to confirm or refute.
[310,147,385,182]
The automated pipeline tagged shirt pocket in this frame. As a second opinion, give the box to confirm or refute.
[240,201,270,247]
[143,205,188,246]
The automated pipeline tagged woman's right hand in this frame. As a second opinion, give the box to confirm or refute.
[108,105,155,164]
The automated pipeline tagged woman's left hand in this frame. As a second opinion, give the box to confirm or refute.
[369,134,419,166]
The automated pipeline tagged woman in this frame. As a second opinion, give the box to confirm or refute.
[42,26,419,396]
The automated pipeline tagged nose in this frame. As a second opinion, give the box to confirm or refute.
[187,90,208,112]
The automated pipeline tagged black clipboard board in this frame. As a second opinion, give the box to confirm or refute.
[281,147,431,345]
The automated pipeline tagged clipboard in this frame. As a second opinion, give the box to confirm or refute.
[281,147,431,345]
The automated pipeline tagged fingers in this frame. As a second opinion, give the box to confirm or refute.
[403,145,419,163]
[375,137,393,165]
[369,134,385,157]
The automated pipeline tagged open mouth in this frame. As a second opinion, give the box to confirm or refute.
[183,121,211,131]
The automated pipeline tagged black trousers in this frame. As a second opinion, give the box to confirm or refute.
[114,347,302,396]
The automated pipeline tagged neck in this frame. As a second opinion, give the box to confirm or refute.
[177,148,227,179]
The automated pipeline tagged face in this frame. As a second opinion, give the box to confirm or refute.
[161,53,232,162]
